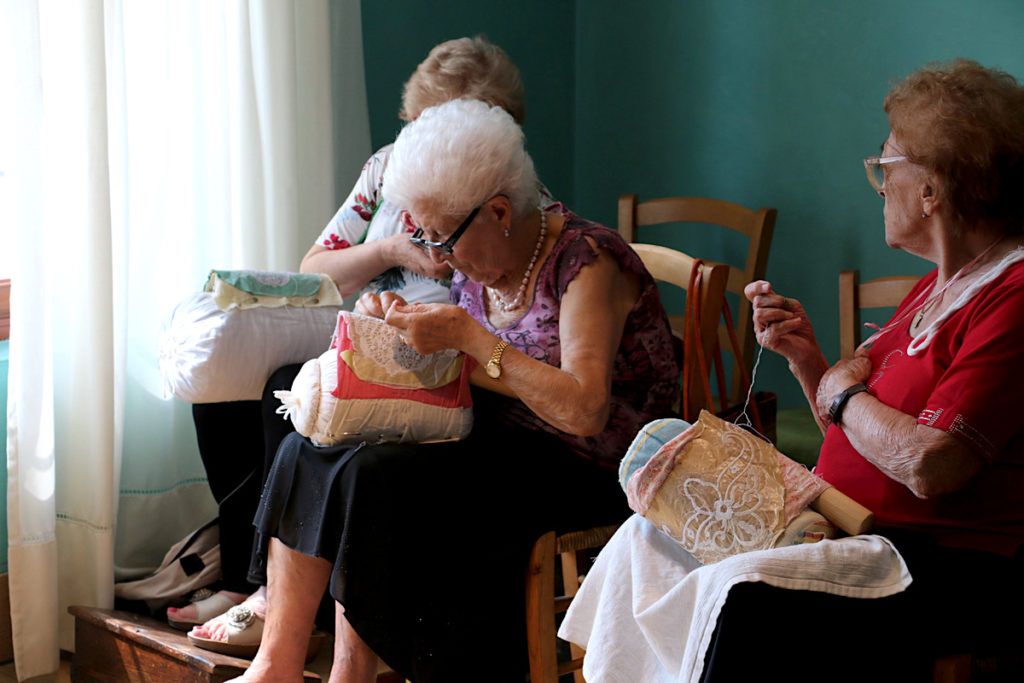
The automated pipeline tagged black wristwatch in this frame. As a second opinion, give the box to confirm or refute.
[828,383,868,425]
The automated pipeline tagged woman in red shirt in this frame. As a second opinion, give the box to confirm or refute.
[724,59,1024,680]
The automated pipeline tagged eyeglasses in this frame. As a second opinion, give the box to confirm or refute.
[408,205,482,255]
[863,155,908,192]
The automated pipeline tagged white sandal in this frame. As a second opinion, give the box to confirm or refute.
[187,603,326,661]
[167,590,243,631]
[187,603,265,658]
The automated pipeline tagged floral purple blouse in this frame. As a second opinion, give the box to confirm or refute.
[450,204,681,470]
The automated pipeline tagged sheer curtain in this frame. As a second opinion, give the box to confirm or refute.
[0,0,369,678]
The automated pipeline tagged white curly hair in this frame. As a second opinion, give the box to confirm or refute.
[383,98,540,223]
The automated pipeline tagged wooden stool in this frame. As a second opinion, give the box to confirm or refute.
[68,606,321,682]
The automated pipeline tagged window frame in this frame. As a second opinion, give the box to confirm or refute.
[0,279,9,340]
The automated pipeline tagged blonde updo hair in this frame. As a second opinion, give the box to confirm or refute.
[885,59,1024,234]
[383,99,540,222]
[399,36,525,124]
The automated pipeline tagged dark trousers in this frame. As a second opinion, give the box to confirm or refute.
[191,364,301,592]
[701,529,1024,682]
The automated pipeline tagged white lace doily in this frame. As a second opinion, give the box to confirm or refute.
[348,313,460,386]
[644,413,787,565]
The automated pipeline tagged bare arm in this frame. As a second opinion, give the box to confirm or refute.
[303,146,451,298]
[817,357,985,498]
[373,248,640,436]
[745,280,830,432]
[301,235,452,299]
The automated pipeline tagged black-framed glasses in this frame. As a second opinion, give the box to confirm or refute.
[408,205,482,255]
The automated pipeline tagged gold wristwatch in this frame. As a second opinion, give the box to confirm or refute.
[485,340,510,379]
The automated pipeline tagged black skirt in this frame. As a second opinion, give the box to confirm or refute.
[252,395,630,682]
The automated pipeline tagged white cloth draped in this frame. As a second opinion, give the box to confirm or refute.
[558,515,911,683]
[0,0,369,678]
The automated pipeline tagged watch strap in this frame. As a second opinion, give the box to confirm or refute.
[486,340,509,378]
[828,382,868,425]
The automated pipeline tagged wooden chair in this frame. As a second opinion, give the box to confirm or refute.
[837,270,920,359]
[618,195,776,403]
[523,247,729,683]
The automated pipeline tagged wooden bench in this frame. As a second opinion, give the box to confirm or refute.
[68,606,321,682]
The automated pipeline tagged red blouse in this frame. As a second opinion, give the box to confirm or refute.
[815,260,1024,557]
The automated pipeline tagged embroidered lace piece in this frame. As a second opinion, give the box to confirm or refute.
[633,411,788,565]
[348,312,460,387]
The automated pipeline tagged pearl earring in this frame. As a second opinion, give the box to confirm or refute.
[504,227,511,238]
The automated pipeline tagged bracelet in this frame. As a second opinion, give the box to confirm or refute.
[485,340,509,379]
[828,382,868,425]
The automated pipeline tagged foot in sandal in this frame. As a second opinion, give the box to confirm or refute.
[167,588,248,631]
[187,589,268,659]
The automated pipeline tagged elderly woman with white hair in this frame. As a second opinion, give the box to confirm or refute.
[227,98,681,683]
[178,37,536,641]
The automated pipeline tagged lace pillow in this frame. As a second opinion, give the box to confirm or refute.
[275,311,473,446]
[625,411,830,565]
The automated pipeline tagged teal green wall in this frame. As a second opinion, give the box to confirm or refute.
[351,1,1024,407]
[360,0,578,206]
[572,1,1024,406]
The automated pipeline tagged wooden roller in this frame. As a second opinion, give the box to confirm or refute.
[809,486,875,536]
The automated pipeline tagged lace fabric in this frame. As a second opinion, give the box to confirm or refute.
[347,312,461,388]
[274,311,473,446]
[628,411,790,565]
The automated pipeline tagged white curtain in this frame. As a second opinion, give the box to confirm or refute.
[0,0,369,678]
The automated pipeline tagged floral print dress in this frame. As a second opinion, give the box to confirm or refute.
[314,144,452,305]
[451,204,681,470]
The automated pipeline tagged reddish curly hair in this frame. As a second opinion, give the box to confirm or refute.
[885,59,1024,234]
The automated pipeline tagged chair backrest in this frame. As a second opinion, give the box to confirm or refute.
[631,243,729,421]
[619,194,776,402]
[838,270,921,360]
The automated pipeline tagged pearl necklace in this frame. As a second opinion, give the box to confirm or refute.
[489,210,547,312]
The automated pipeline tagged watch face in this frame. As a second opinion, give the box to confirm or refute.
[486,362,500,379]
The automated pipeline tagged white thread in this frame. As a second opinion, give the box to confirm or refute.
[730,342,771,443]
[274,390,298,420]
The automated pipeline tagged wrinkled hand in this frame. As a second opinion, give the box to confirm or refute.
[744,280,819,365]
[387,233,453,280]
[355,291,408,319]
[815,355,873,423]
[383,301,469,354]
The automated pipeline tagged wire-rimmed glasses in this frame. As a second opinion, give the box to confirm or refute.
[863,155,908,192]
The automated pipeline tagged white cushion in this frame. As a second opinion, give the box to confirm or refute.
[159,291,341,403]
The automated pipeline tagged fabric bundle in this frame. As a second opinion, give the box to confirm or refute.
[621,411,833,564]
[274,311,474,446]
[159,270,343,402]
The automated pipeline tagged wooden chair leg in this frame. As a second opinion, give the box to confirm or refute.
[559,550,586,683]
[933,653,971,683]
[526,532,558,683]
